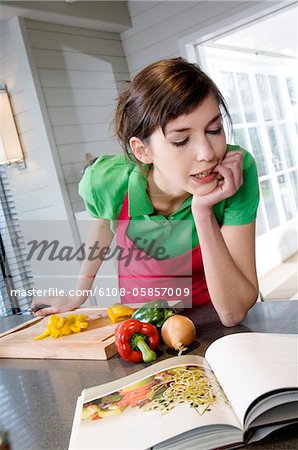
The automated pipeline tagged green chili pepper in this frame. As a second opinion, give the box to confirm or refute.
[131,300,176,328]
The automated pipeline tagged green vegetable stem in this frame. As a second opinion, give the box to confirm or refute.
[130,333,157,363]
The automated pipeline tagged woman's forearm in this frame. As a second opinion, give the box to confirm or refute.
[73,258,105,305]
[31,218,114,315]
[73,218,114,305]
[194,210,258,326]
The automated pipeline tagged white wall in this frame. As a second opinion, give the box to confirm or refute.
[0,16,129,298]
[0,16,129,218]
[25,18,129,213]
[121,1,285,76]
[0,16,82,294]
[0,17,71,221]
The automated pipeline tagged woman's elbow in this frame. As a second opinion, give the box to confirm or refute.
[218,291,259,327]
[220,311,247,327]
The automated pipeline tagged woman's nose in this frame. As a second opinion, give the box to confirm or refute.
[195,139,214,161]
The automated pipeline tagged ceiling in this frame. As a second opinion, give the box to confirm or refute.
[0,1,131,33]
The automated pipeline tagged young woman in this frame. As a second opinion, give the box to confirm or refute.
[31,57,259,326]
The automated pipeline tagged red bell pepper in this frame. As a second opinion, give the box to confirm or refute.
[115,319,160,363]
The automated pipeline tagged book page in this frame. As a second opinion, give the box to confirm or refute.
[205,333,298,426]
[69,395,84,450]
[70,355,241,449]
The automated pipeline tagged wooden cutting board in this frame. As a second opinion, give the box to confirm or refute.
[0,308,120,360]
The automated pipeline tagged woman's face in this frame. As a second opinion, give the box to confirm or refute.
[144,94,227,197]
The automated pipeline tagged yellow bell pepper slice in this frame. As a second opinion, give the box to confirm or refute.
[107,304,135,323]
[34,329,51,341]
[34,313,89,340]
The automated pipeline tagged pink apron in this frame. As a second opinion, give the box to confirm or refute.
[116,193,211,307]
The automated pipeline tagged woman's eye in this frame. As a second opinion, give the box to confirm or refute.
[207,128,222,135]
[171,138,189,147]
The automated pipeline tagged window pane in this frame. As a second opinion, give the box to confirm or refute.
[286,77,298,117]
[267,126,284,171]
[248,127,268,176]
[218,71,242,123]
[256,206,267,236]
[279,124,296,168]
[277,174,294,220]
[236,73,257,122]
[233,128,247,149]
[256,74,273,121]
[260,180,280,229]
[289,170,298,209]
[269,76,285,119]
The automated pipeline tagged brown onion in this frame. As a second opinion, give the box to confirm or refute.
[161,315,196,355]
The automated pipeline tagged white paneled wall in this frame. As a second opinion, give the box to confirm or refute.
[122,1,284,76]
[25,19,129,213]
[0,18,70,221]
[0,17,129,298]
[0,17,82,294]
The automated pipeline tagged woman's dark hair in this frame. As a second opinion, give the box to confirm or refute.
[115,57,231,159]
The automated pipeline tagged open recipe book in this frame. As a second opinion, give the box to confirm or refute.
[69,333,298,450]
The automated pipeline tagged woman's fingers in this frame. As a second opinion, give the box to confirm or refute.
[218,162,242,190]
[34,306,59,317]
[31,295,79,316]
[192,151,244,212]
[31,296,65,316]
[215,151,243,192]
[224,154,243,188]
[214,165,237,197]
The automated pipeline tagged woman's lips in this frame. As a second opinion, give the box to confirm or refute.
[190,171,217,185]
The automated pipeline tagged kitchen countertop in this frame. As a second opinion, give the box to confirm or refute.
[0,301,297,450]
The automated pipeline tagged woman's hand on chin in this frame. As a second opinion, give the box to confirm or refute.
[191,150,243,214]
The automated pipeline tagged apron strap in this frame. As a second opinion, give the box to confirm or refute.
[118,192,129,221]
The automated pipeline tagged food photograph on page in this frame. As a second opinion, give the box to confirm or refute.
[81,365,228,421]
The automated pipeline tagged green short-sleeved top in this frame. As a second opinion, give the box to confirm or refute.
[79,145,259,257]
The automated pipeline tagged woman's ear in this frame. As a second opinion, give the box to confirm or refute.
[129,137,152,164]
